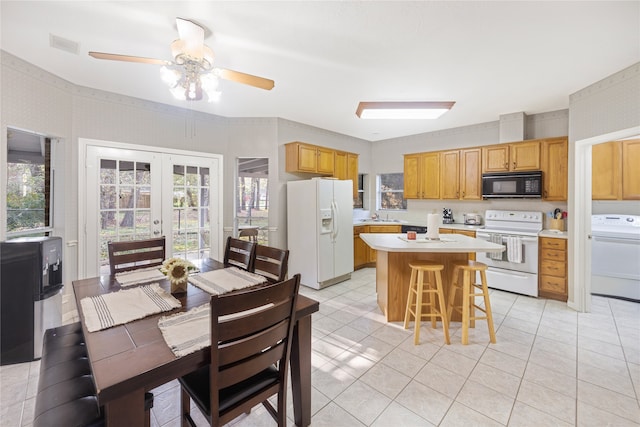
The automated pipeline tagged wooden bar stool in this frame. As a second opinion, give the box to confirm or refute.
[447,260,497,345]
[403,262,450,345]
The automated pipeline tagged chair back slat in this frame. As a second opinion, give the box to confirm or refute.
[218,342,286,389]
[216,280,292,316]
[218,320,289,366]
[253,245,289,283]
[223,237,256,271]
[218,303,291,342]
[108,237,166,275]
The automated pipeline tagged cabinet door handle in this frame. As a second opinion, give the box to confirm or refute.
[504,162,508,168]
[513,161,516,168]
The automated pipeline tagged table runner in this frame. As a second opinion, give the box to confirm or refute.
[189,267,266,295]
[115,267,166,287]
[158,303,273,357]
[81,283,181,332]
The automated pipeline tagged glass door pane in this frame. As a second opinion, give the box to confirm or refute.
[86,147,162,276]
[164,154,221,263]
[236,158,269,244]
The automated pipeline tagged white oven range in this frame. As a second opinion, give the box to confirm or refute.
[476,210,543,297]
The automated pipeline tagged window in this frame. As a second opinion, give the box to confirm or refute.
[6,129,54,236]
[354,174,365,209]
[377,173,406,210]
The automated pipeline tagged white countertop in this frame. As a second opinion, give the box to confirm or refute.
[360,232,505,253]
[539,229,568,239]
[354,220,406,226]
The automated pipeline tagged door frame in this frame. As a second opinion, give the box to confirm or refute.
[78,138,224,279]
[569,125,640,312]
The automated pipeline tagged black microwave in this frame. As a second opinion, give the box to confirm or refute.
[482,171,543,198]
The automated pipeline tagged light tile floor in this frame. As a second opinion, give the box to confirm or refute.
[2,268,639,426]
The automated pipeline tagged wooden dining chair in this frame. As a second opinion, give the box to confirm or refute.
[238,227,259,242]
[107,237,166,275]
[178,274,301,427]
[253,245,289,283]
[223,236,256,271]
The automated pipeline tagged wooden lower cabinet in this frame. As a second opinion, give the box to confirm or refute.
[539,237,568,301]
[354,224,402,269]
[354,226,368,269]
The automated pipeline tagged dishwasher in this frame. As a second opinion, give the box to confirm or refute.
[591,214,640,302]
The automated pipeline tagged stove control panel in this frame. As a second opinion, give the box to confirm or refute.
[485,210,543,223]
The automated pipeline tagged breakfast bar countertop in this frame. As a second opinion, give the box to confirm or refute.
[360,232,504,253]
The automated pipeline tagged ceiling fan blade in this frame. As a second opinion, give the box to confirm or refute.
[215,68,275,91]
[89,52,171,65]
[175,18,205,59]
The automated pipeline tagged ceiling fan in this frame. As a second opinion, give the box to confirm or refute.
[89,18,274,101]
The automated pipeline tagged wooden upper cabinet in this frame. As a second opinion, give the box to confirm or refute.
[316,147,335,174]
[511,141,541,171]
[286,142,355,178]
[440,150,460,199]
[334,151,348,180]
[421,152,441,199]
[460,148,482,200]
[347,153,359,197]
[403,154,421,199]
[482,140,541,172]
[622,139,640,200]
[592,141,621,200]
[541,137,568,201]
[286,142,333,173]
[482,145,510,172]
[403,152,440,199]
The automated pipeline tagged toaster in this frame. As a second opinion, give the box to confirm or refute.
[463,213,482,225]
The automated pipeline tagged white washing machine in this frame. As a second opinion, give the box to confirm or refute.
[591,214,640,301]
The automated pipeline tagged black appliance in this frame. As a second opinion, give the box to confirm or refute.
[482,171,543,199]
[442,208,454,224]
[1,236,63,365]
[401,224,428,234]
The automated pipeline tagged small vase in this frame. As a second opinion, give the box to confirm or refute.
[170,277,189,293]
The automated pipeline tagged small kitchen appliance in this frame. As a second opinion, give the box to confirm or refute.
[463,213,482,225]
[442,208,454,224]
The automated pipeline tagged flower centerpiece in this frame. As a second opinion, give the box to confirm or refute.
[161,257,197,293]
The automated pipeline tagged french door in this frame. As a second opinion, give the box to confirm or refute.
[84,143,221,277]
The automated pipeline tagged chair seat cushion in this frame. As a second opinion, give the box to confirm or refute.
[179,366,279,415]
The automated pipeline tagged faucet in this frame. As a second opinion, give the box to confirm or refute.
[372,212,379,220]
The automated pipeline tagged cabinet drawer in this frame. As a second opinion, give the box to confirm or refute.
[368,225,401,233]
[541,248,565,261]
[541,238,566,250]
[353,225,366,235]
[540,260,566,277]
[540,274,566,294]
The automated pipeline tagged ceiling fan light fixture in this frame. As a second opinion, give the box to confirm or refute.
[160,66,181,87]
[356,101,456,119]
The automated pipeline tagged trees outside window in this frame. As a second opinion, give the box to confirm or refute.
[377,173,407,210]
[6,132,52,236]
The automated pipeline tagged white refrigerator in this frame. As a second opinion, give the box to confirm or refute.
[287,178,354,289]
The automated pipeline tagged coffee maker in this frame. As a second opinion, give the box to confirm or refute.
[442,208,454,224]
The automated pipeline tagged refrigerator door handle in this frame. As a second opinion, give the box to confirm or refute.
[332,200,340,242]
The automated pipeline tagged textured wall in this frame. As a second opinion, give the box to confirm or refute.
[569,62,640,142]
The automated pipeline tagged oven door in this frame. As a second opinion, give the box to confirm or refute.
[476,231,538,274]
[476,231,539,297]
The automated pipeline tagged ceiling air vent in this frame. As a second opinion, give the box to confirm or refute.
[49,34,79,55]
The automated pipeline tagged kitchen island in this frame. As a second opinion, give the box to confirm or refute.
[360,233,505,322]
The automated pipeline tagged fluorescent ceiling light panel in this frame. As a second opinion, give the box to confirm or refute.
[356,101,455,119]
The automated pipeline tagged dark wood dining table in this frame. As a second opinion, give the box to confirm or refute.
[72,258,319,427]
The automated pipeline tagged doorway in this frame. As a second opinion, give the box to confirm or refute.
[80,139,223,277]
[570,125,640,312]
[235,158,269,244]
